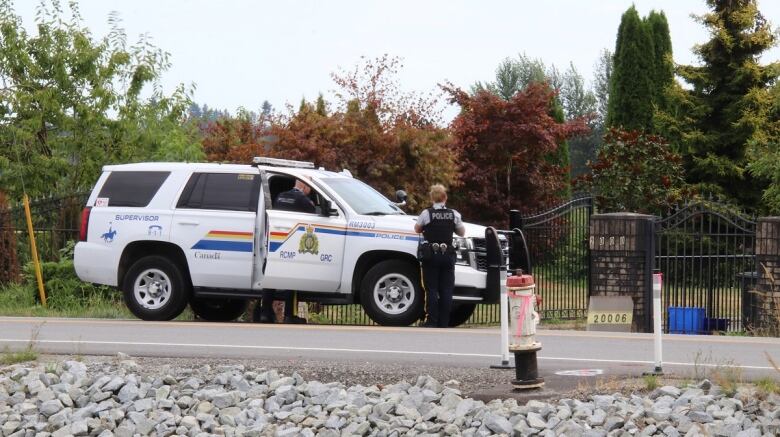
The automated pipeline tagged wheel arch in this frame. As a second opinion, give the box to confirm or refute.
[118,241,191,287]
[351,250,418,304]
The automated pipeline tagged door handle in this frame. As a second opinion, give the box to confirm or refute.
[177,220,200,226]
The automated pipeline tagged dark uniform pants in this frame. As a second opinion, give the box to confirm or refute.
[422,253,456,327]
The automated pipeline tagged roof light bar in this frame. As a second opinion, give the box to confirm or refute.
[252,157,315,169]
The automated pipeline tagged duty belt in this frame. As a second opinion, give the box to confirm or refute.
[431,243,449,254]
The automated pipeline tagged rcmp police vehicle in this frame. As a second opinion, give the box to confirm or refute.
[74,157,498,326]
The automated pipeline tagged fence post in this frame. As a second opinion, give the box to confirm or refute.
[755,218,780,332]
[589,213,656,333]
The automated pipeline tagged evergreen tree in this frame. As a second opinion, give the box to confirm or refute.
[646,11,674,112]
[607,6,656,131]
[594,49,613,124]
[658,0,779,209]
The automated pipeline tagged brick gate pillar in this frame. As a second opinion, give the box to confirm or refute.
[754,218,780,333]
[589,213,655,332]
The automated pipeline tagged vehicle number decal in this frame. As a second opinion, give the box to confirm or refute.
[349,221,375,229]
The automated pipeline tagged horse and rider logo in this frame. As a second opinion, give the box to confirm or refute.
[101,223,117,243]
[298,224,318,254]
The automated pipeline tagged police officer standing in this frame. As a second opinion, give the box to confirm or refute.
[257,177,316,324]
[414,184,466,328]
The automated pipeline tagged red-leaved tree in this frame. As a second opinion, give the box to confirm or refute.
[443,83,589,226]
[203,56,458,213]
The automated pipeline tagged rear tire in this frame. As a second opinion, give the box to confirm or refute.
[448,302,477,327]
[190,298,248,322]
[360,260,424,326]
[122,255,190,321]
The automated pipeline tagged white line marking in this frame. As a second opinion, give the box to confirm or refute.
[0,339,775,371]
[0,339,499,358]
[539,356,774,370]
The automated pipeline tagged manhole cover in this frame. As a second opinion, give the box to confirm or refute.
[554,369,604,377]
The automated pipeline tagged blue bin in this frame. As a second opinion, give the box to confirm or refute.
[668,307,705,334]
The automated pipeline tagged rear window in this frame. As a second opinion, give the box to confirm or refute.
[97,171,170,207]
[177,173,259,212]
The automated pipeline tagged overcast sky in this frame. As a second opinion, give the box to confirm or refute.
[15,0,780,118]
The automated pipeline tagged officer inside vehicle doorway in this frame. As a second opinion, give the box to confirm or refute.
[414,184,466,328]
[257,177,315,324]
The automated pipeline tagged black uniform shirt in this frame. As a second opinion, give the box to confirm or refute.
[274,187,316,213]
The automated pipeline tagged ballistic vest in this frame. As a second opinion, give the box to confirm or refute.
[423,207,456,244]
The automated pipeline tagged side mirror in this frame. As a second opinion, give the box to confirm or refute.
[395,190,407,206]
[320,199,338,217]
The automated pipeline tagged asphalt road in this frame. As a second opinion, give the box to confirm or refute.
[1,317,779,381]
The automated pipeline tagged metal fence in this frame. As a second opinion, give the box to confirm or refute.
[519,195,593,320]
[0,192,88,269]
[654,201,756,333]
[313,303,501,326]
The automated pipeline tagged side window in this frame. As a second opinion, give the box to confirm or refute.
[97,171,170,207]
[177,173,260,212]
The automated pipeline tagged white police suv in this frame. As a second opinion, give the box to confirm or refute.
[74,157,498,326]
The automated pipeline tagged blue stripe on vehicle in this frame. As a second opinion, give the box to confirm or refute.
[268,228,416,252]
[346,230,377,238]
[315,227,348,235]
[192,240,253,252]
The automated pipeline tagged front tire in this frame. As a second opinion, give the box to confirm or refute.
[190,298,248,322]
[360,260,424,326]
[122,255,190,321]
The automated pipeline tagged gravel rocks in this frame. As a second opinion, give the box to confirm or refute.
[2,356,780,436]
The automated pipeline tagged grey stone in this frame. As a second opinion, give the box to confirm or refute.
[527,412,547,429]
[212,392,237,409]
[70,420,88,436]
[651,406,673,421]
[269,376,295,391]
[658,386,682,398]
[1,421,20,436]
[604,416,625,432]
[102,376,125,392]
[688,411,714,423]
[592,395,615,409]
[181,415,199,429]
[455,399,477,417]
[117,383,139,403]
[589,409,607,427]
[40,400,64,417]
[556,420,585,437]
[133,397,154,412]
[275,385,296,404]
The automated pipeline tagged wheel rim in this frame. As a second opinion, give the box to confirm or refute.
[133,268,172,310]
[373,273,415,315]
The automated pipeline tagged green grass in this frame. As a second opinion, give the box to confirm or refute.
[0,347,38,366]
[643,374,659,391]
[754,377,779,395]
[0,282,195,320]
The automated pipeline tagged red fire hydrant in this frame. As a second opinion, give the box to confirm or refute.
[507,273,544,389]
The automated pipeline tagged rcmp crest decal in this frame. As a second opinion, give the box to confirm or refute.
[298,224,319,254]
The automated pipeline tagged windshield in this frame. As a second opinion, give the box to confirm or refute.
[320,178,403,215]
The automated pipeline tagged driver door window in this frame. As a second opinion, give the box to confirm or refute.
[268,174,324,214]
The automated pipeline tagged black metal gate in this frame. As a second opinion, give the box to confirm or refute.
[654,202,756,333]
[520,195,593,320]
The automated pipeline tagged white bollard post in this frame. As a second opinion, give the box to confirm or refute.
[652,273,664,374]
[499,266,511,367]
